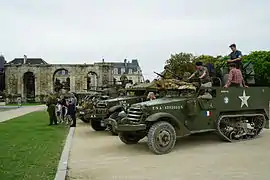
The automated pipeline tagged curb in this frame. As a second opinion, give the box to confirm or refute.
[54,127,75,180]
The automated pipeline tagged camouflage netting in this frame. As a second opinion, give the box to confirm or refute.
[154,79,197,90]
[127,81,158,90]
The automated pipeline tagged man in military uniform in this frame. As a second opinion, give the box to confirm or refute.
[69,93,77,127]
[228,43,242,69]
[46,93,58,125]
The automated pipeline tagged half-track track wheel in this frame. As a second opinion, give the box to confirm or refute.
[90,120,107,131]
[147,121,176,155]
[216,114,265,142]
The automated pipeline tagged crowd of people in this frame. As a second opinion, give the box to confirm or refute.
[46,93,77,127]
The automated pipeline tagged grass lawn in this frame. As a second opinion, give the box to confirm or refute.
[0,111,69,180]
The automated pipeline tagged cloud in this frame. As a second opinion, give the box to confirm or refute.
[1,0,270,80]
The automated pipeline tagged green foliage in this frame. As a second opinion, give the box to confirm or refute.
[164,53,195,78]
[164,53,228,78]
[120,74,128,81]
[242,51,270,84]
[164,51,270,85]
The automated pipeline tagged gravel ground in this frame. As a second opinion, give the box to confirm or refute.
[68,121,270,180]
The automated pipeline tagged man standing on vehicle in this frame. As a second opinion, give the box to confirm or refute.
[188,62,212,99]
[227,44,243,69]
[188,61,212,88]
[224,63,248,88]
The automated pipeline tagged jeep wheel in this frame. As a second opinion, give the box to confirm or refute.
[90,120,106,131]
[107,124,118,135]
[107,111,121,135]
[147,121,176,155]
[119,132,143,144]
[80,117,90,123]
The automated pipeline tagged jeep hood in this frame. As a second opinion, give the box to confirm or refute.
[133,97,186,107]
[104,96,141,103]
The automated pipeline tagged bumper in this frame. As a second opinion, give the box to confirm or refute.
[115,123,147,132]
[85,113,107,119]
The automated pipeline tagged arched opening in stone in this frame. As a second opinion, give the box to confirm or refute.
[87,71,98,90]
[0,71,5,92]
[23,72,35,101]
[53,69,70,93]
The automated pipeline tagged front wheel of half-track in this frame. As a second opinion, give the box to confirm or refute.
[147,121,176,155]
[119,132,143,144]
[90,120,106,131]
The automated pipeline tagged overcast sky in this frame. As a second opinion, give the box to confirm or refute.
[1,0,269,80]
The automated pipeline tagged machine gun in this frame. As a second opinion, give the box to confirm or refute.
[154,68,183,80]
[154,71,166,79]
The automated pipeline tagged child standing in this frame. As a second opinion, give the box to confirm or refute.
[56,102,62,123]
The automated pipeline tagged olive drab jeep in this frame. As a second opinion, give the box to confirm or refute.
[89,82,159,135]
[114,62,270,155]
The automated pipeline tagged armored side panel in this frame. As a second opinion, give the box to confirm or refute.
[215,87,269,111]
[215,87,270,128]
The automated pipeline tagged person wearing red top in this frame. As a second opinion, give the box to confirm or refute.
[224,63,248,88]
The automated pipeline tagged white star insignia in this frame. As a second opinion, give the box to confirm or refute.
[238,90,250,108]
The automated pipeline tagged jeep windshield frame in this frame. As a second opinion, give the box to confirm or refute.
[160,89,196,98]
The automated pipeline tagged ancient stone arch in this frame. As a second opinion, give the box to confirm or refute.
[53,68,70,92]
[23,71,35,101]
[87,71,98,90]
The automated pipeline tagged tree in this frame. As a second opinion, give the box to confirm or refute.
[242,51,270,85]
[164,53,195,78]
[164,50,270,85]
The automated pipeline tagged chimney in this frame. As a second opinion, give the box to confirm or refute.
[23,55,27,64]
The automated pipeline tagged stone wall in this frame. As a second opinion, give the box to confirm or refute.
[4,62,113,102]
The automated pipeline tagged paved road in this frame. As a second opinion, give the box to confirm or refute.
[0,105,47,122]
[68,122,270,180]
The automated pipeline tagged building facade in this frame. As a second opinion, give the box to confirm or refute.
[2,57,113,102]
[111,59,144,84]
[0,56,145,103]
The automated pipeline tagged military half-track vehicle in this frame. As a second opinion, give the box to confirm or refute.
[79,93,110,123]
[114,63,270,155]
[90,82,158,134]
